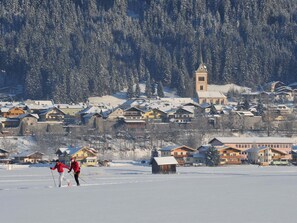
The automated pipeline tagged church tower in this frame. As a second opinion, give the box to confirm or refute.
[195,62,208,92]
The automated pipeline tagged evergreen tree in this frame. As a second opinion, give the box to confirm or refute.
[145,75,152,98]
[157,81,165,98]
[127,81,134,99]
[0,0,296,102]
[151,79,156,95]
[205,146,220,167]
[135,82,141,98]
[257,98,264,116]
[243,98,250,110]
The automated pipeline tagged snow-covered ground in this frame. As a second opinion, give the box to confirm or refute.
[1,163,297,223]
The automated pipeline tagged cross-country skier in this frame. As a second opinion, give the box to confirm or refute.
[68,157,80,186]
[50,160,70,187]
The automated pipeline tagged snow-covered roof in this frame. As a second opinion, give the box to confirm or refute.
[179,106,195,114]
[24,100,54,106]
[82,112,102,119]
[236,111,254,117]
[159,145,180,152]
[79,106,102,114]
[197,91,226,98]
[123,119,146,123]
[210,137,296,144]
[0,107,10,112]
[17,113,39,119]
[208,84,251,94]
[14,150,44,158]
[26,104,51,110]
[0,148,9,153]
[55,104,85,109]
[245,146,288,155]
[0,117,7,122]
[39,107,65,116]
[60,146,97,156]
[154,157,178,165]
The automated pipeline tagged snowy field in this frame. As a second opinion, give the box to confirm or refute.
[1,163,297,223]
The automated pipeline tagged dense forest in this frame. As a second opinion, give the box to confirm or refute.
[0,0,296,102]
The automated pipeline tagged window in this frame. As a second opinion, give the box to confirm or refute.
[198,77,205,81]
[200,85,204,90]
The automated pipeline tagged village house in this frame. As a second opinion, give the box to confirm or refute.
[0,148,9,159]
[39,107,65,122]
[152,156,178,174]
[18,114,39,135]
[196,145,244,165]
[107,108,125,121]
[143,108,168,122]
[159,145,196,166]
[232,111,263,130]
[55,104,86,124]
[82,112,103,128]
[119,119,147,138]
[24,100,54,114]
[14,151,45,164]
[246,147,291,165]
[208,137,294,156]
[56,146,98,167]
[78,106,103,124]
[174,107,195,124]
[123,106,145,119]
[0,107,26,118]
[0,148,10,164]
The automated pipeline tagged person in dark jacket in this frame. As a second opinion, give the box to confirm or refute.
[50,160,70,187]
[68,157,81,186]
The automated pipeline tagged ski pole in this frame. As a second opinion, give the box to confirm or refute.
[69,172,87,183]
[78,175,87,183]
[50,169,57,187]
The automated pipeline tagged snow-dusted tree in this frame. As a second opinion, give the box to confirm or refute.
[157,81,164,98]
[145,75,152,98]
[257,99,264,116]
[135,82,141,98]
[127,81,134,99]
[243,98,250,110]
[205,146,220,167]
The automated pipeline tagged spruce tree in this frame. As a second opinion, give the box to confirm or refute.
[157,81,165,98]
[127,81,134,99]
[243,98,250,110]
[205,146,220,167]
[145,76,152,98]
[135,82,141,98]
[257,99,264,116]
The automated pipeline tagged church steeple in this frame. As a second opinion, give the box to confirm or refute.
[195,48,208,92]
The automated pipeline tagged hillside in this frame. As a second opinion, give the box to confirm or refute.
[0,0,296,102]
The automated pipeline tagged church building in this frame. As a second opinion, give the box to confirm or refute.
[195,60,227,105]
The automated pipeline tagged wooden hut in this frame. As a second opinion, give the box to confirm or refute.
[152,157,178,174]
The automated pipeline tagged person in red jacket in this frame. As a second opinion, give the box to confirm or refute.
[68,157,80,186]
[50,160,70,187]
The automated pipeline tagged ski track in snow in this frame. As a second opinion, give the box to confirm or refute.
[2,165,297,223]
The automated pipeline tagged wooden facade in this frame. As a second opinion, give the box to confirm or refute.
[152,157,178,174]
[14,151,44,164]
[217,147,244,165]
[209,137,294,154]
[2,107,26,118]
[0,148,9,159]
[39,107,65,122]
[56,146,98,167]
[124,107,144,119]
[160,145,196,166]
